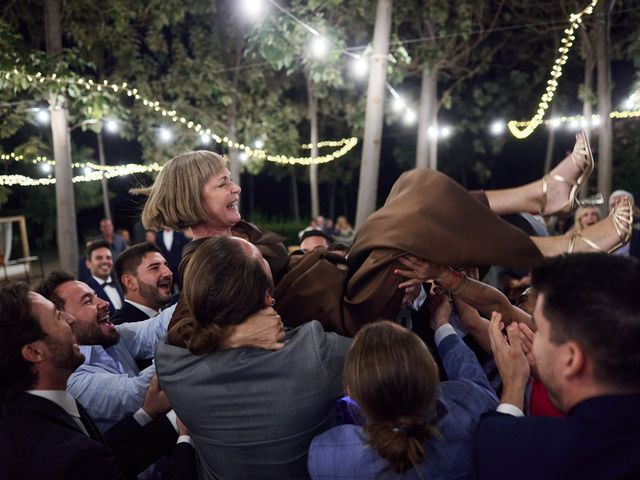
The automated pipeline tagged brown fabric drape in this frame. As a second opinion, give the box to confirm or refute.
[277,169,544,337]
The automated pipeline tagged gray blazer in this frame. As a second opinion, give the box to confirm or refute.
[156,320,351,480]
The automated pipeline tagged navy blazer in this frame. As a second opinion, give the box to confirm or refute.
[308,333,499,480]
[85,275,124,317]
[0,393,125,480]
[155,231,190,288]
[472,394,640,480]
[1,393,196,480]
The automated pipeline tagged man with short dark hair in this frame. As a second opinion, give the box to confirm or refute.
[112,243,174,325]
[474,253,640,479]
[85,240,124,315]
[0,282,196,479]
[300,229,332,254]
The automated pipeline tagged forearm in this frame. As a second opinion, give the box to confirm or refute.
[437,270,528,325]
[454,299,491,354]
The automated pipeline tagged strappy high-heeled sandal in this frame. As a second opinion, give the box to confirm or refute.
[540,130,595,216]
[567,198,634,253]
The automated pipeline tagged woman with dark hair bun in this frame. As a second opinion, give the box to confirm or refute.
[308,292,498,479]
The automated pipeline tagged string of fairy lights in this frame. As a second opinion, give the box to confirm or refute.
[507,0,599,138]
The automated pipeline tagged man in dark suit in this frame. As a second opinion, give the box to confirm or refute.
[0,282,196,480]
[474,253,640,479]
[85,240,124,316]
[155,229,190,291]
[112,242,175,325]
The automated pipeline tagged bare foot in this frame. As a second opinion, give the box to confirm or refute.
[539,132,592,215]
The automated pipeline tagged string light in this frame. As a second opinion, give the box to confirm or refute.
[507,0,599,139]
[490,120,505,135]
[310,36,329,59]
[0,137,358,187]
[104,119,119,133]
[36,109,50,124]
[2,68,356,166]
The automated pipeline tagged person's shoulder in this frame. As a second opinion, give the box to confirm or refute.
[311,423,364,448]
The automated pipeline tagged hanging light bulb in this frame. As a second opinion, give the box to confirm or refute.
[351,56,368,78]
[311,36,329,59]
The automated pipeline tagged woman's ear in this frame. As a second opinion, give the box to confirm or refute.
[264,291,275,308]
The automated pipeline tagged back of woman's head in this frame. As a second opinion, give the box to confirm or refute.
[136,150,226,231]
[179,236,271,355]
[345,321,440,474]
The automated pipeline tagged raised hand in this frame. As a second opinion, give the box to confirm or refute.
[488,312,530,410]
[395,255,447,289]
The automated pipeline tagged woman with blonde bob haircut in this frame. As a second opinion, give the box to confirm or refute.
[138,151,227,231]
[309,294,499,479]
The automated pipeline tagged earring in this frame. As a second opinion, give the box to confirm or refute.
[270,298,276,307]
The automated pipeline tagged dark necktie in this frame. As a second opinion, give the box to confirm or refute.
[75,400,105,445]
[101,280,114,288]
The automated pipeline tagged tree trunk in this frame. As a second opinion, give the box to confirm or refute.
[307,78,320,219]
[543,102,557,175]
[45,0,79,272]
[595,0,615,201]
[227,35,244,208]
[97,131,112,221]
[328,176,336,220]
[355,0,393,228]
[416,66,439,169]
[289,167,300,223]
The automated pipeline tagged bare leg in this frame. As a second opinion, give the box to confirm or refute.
[485,133,590,216]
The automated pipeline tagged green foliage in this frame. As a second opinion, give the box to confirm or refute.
[247,214,307,247]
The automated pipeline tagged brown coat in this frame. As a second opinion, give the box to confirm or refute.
[276,169,543,336]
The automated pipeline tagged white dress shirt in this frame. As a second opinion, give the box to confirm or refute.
[93,275,122,310]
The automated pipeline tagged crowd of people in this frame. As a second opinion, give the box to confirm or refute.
[1,132,639,479]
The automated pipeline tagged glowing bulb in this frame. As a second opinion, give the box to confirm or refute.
[568,119,580,131]
[490,120,505,135]
[623,98,635,110]
[36,109,50,124]
[241,0,265,20]
[548,118,561,129]
[403,110,417,125]
[311,36,329,59]
[239,152,249,163]
[351,57,368,78]
[392,97,406,113]
[158,128,173,143]
[200,133,211,145]
[104,119,119,133]
[254,139,264,149]
[439,126,452,138]
[83,167,92,175]
[591,115,601,127]
[427,126,438,138]
[40,163,51,174]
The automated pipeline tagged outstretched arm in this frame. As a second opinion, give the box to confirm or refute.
[395,256,534,330]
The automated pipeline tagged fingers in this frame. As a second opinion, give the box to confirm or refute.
[488,311,505,354]
[397,278,422,289]
[394,267,418,280]
[506,323,524,355]
[518,322,535,353]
